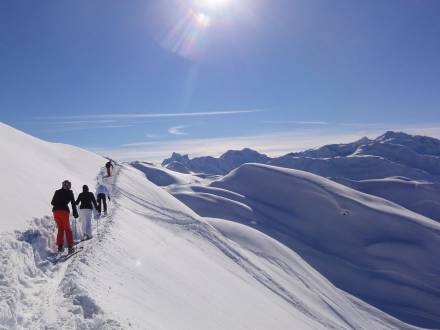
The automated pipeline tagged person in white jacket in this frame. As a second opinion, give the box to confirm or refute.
[96,184,110,216]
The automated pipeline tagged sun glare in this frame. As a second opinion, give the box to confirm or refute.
[196,0,231,10]
[194,12,211,28]
[153,0,243,60]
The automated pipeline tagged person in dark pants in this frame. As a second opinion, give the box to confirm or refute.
[105,160,114,177]
[51,180,78,253]
[96,183,110,216]
[75,185,98,240]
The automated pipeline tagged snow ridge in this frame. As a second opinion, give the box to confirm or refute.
[164,163,440,328]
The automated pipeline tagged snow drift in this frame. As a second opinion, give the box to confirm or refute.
[168,163,440,328]
[333,177,440,223]
[131,160,206,186]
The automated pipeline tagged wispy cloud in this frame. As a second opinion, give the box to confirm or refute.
[168,125,188,136]
[43,124,134,133]
[36,110,260,133]
[47,120,120,125]
[46,109,261,120]
[264,120,329,125]
[339,122,389,128]
[146,133,161,139]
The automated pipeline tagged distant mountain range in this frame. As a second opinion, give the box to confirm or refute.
[162,148,271,176]
[162,131,440,182]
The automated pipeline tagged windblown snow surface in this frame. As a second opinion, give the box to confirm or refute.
[0,124,423,329]
[333,177,440,223]
[160,164,440,329]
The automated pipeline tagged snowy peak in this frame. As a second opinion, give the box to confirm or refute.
[374,130,440,157]
[162,152,190,166]
[162,148,270,175]
[355,136,372,145]
[219,148,270,169]
[376,130,412,142]
[220,148,270,161]
[288,136,373,159]
[354,131,440,175]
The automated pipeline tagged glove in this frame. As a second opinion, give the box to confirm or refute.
[73,210,79,219]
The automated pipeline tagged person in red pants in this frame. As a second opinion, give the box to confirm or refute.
[51,180,79,253]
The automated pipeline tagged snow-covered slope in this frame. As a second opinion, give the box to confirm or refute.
[131,160,206,186]
[0,123,104,232]
[64,165,411,329]
[268,154,439,182]
[0,125,419,329]
[333,177,440,222]
[288,136,372,158]
[375,131,440,157]
[354,138,440,176]
[167,163,440,328]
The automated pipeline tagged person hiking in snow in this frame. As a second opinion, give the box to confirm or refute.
[105,160,114,177]
[96,183,110,216]
[75,185,98,240]
[51,180,78,254]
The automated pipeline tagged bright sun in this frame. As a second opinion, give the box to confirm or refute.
[196,0,231,10]
[156,0,239,59]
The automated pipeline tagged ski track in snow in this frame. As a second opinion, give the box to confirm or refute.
[112,170,335,325]
[0,166,124,329]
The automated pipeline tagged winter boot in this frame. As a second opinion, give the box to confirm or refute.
[68,247,75,254]
[58,245,64,253]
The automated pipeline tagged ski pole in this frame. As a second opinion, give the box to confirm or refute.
[71,216,76,254]
[74,217,77,250]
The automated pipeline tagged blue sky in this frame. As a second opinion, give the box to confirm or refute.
[1,0,440,161]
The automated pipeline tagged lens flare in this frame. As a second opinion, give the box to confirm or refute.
[161,9,212,59]
[194,12,211,28]
[151,0,252,60]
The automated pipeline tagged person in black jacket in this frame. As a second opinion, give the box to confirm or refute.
[75,185,98,240]
[105,160,114,177]
[51,180,78,253]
